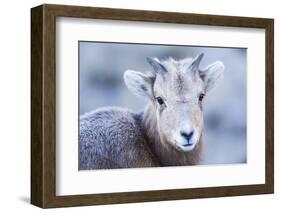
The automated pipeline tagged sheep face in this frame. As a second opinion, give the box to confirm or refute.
[124,54,224,152]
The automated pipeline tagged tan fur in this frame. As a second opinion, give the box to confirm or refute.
[142,104,203,166]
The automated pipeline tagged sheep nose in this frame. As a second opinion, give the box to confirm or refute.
[180,130,194,143]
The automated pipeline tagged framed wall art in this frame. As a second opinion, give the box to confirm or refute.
[31,4,274,208]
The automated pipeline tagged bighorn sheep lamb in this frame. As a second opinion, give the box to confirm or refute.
[79,53,224,170]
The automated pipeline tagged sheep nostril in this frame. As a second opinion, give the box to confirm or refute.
[180,131,194,143]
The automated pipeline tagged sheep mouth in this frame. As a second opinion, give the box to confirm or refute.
[174,141,196,152]
[182,143,193,147]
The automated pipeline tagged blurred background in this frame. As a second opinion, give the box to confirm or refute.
[79,41,247,165]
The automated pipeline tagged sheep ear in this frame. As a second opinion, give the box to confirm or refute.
[124,70,154,99]
[199,61,224,92]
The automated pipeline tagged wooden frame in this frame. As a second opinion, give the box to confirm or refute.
[31,4,274,208]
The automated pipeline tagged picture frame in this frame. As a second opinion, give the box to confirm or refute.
[31,4,274,208]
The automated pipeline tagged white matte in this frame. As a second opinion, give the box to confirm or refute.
[56,17,265,195]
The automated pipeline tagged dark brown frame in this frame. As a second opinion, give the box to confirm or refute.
[31,4,274,208]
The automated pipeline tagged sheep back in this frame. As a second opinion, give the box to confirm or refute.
[79,107,159,170]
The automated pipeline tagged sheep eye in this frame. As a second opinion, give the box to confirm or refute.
[156,97,164,105]
[199,94,205,102]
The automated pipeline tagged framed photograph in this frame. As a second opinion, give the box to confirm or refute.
[31,4,274,208]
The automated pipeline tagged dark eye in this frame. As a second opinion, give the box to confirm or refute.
[199,94,205,102]
[156,97,164,105]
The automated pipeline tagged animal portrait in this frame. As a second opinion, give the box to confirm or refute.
[79,42,247,170]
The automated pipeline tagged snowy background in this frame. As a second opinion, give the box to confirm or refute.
[79,41,247,165]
